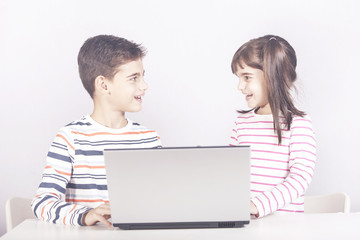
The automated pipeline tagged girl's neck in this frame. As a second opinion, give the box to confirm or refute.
[255,103,272,115]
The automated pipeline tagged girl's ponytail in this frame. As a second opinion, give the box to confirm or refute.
[263,36,304,144]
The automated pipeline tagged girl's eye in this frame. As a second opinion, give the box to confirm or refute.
[130,77,137,81]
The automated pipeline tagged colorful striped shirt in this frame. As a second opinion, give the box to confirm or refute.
[32,115,162,225]
[230,111,316,217]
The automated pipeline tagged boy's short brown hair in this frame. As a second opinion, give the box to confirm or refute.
[78,35,146,98]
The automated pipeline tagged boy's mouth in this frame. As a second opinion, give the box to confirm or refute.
[134,95,143,102]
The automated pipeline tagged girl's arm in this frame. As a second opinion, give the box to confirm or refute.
[251,116,316,217]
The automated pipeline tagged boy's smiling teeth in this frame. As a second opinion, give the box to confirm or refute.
[135,95,142,100]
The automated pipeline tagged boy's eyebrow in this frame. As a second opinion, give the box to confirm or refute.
[126,70,145,78]
[126,73,139,78]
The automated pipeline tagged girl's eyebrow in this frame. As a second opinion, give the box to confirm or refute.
[240,72,254,76]
[236,72,253,78]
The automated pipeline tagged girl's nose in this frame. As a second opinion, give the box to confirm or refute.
[237,79,246,91]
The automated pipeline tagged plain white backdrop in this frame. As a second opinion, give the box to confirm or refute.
[1,0,359,236]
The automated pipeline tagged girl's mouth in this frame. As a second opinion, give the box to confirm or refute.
[245,94,253,102]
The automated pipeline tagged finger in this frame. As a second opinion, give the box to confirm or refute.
[99,203,111,208]
[95,214,113,228]
[98,205,111,212]
[94,206,112,215]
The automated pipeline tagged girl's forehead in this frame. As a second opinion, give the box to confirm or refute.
[235,64,265,79]
[236,62,257,73]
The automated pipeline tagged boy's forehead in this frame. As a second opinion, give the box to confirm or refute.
[115,59,143,73]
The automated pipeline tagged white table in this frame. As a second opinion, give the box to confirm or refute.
[1,213,360,240]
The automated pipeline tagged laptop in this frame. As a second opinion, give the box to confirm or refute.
[104,146,250,230]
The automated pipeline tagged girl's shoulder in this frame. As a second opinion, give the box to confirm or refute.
[291,113,314,128]
[234,110,255,122]
[292,113,312,122]
[235,110,274,121]
[234,110,274,125]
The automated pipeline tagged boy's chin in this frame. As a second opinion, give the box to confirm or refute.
[126,106,143,113]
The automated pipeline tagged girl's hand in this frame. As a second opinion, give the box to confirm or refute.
[250,201,259,217]
[83,203,112,228]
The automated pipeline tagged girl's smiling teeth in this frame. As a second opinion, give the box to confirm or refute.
[245,94,253,101]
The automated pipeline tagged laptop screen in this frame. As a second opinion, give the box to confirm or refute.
[104,146,250,229]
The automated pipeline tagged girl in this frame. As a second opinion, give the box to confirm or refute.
[230,35,316,218]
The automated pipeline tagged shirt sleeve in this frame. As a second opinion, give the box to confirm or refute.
[31,129,90,226]
[251,116,316,217]
[230,121,239,146]
[155,131,163,148]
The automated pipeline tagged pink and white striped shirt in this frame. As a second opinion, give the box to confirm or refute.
[230,111,316,217]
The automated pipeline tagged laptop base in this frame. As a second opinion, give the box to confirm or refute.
[114,220,250,230]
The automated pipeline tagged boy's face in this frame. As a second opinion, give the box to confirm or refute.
[106,59,148,113]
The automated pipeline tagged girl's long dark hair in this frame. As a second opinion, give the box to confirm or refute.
[231,35,305,144]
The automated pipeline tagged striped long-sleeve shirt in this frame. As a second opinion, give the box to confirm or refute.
[32,115,162,225]
[230,111,316,217]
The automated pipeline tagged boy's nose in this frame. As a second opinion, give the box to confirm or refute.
[139,78,148,91]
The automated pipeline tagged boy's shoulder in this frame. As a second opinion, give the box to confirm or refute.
[64,115,92,127]
[52,116,161,149]
[58,115,157,136]
[59,115,93,132]
[126,119,157,132]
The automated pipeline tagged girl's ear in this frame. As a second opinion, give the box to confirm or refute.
[94,76,110,95]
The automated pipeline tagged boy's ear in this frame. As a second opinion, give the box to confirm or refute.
[94,76,110,94]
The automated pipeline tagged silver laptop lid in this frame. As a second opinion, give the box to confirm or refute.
[104,146,250,229]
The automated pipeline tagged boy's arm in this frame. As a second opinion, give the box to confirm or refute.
[251,116,316,217]
[31,131,90,225]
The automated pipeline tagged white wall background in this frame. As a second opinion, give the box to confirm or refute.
[1,0,359,236]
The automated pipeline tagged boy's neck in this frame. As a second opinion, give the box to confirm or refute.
[90,108,128,129]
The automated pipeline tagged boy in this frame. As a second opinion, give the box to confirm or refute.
[31,35,161,227]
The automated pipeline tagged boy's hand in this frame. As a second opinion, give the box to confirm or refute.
[83,203,112,228]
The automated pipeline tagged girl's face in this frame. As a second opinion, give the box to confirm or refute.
[235,62,271,115]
